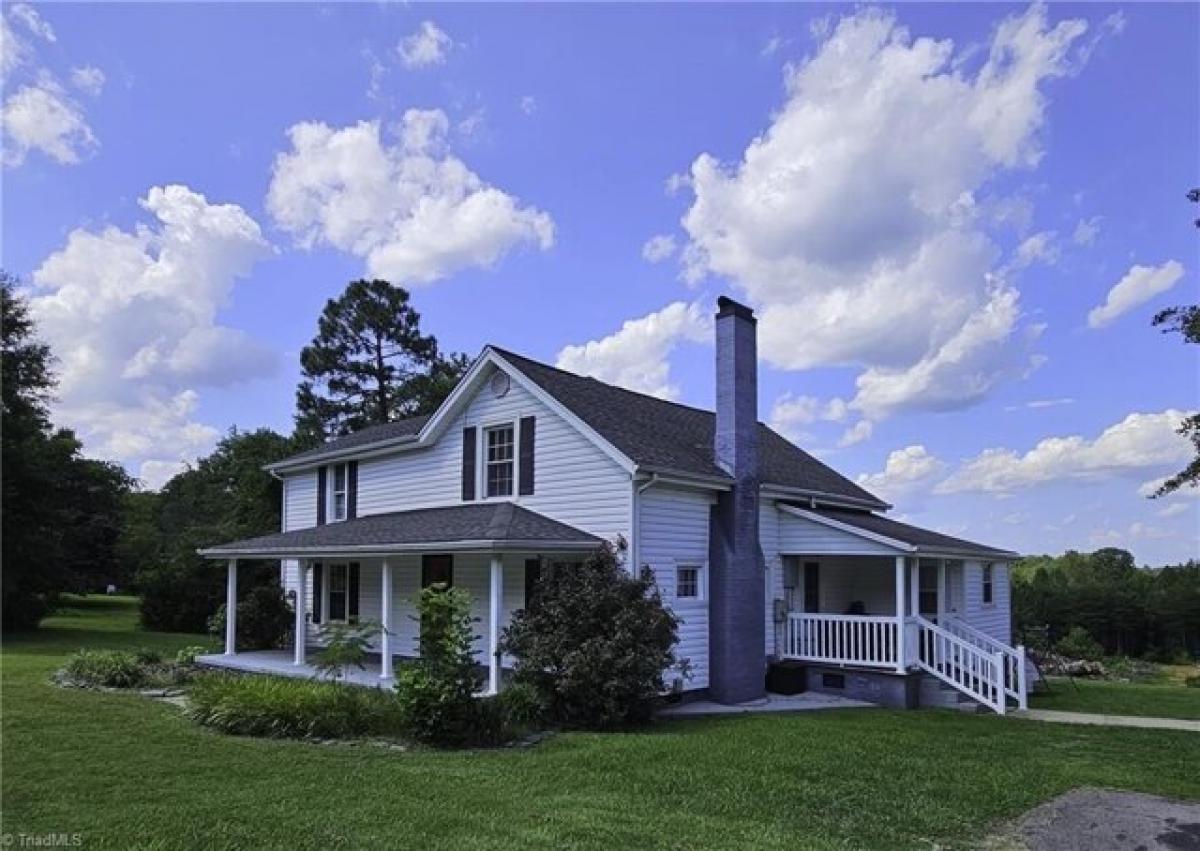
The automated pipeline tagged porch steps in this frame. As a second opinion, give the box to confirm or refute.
[919,673,984,713]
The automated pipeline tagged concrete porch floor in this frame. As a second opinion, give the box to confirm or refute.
[197,650,397,688]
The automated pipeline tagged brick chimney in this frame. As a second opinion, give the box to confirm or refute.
[708,295,766,704]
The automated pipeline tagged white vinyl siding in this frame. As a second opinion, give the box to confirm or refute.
[777,510,903,556]
[638,485,714,690]
[761,500,784,656]
[282,472,318,531]
[962,560,1011,644]
[353,367,630,540]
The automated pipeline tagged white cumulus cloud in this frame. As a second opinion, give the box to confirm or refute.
[556,302,710,400]
[69,65,105,96]
[676,4,1100,423]
[29,185,275,487]
[641,234,677,264]
[856,444,946,502]
[10,3,54,43]
[397,20,452,69]
[266,113,554,286]
[2,75,95,165]
[936,409,1196,495]
[1087,260,1185,329]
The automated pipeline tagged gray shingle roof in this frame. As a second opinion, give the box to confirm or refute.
[276,415,430,467]
[803,507,1017,558]
[492,348,885,506]
[265,347,885,508]
[199,502,601,557]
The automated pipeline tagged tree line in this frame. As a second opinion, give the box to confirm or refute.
[1012,548,1200,662]
[3,277,467,633]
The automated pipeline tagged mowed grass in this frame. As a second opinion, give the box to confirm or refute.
[1030,676,1200,720]
[3,598,1198,850]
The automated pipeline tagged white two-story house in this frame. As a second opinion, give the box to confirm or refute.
[200,297,1027,713]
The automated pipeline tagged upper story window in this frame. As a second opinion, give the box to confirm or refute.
[981,563,994,605]
[485,424,514,498]
[331,463,348,521]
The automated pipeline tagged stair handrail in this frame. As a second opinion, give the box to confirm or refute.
[941,616,1028,709]
[913,616,1006,714]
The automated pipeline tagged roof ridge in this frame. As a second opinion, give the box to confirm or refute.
[488,345,725,418]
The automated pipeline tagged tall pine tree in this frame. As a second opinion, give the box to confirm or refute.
[294,279,470,444]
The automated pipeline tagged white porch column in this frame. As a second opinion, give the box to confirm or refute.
[294,559,308,666]
[936,560,947,621]
[909,559,920,618]
[894,556,906,674]
[224,559,238,656]
[380,559,394,680]
[489,554,504,695]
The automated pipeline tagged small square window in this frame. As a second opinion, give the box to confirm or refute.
[485,425,514,498]
[982,564,994,605]
[676,566,701,599]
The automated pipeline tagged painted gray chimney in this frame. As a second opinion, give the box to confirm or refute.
[708,295,766,704]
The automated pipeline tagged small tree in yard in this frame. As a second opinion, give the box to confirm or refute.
[501,541,680,729]
[314,621,380,684]
[395,585,484,746]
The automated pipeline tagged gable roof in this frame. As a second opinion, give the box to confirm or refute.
[265,346,886,509]
[491,348,885,507]
[786,505,1018,558]
[199,502,601,558]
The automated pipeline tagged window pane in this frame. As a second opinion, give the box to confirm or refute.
[677,567,699,598]
[328,565,347,620]
[333,464,346,491]
[334,493,347,520]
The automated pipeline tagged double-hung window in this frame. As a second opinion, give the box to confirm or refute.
[485,424,515,498]
[327,564,349,622]
[331,463,348,521]
[676,565,702,600]
[982,563,994,605]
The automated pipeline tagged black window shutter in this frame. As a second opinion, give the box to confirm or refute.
[518,416,536,496]
[524,558,542,608]
[348,562,360,621]
[347,460,358,519]
[316,466,327,526]
[311,562,323,624]
[461,427,477,501]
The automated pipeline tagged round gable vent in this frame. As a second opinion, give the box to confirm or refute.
[489,371,511,398]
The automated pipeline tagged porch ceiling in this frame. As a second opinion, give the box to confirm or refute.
[197,502,602,559]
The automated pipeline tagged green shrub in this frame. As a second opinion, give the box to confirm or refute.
[1055,626,1104,662]
[314,620,379,683]
[394,585,498,747]
[496,681,545,731]
[208,581,294,652]
[501,541,679,729]
[187,675,404,740]
[175,645,210,665]
[133,647,163,665]
[62,649,147,689]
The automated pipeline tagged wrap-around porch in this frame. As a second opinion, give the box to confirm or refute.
[197,502,603,695]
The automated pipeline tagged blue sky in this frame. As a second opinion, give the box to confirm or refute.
[2,2,1197,564]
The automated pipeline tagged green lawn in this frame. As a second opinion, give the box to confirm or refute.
[1030,676,1200,720]
[3,597,1198,850]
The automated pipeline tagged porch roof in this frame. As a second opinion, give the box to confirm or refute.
[197,502,603,559]
[783,505,1019,559]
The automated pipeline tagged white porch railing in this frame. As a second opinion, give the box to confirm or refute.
[941,616,1028,710]
[914,616,1006,714]
[783,613,899,668]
